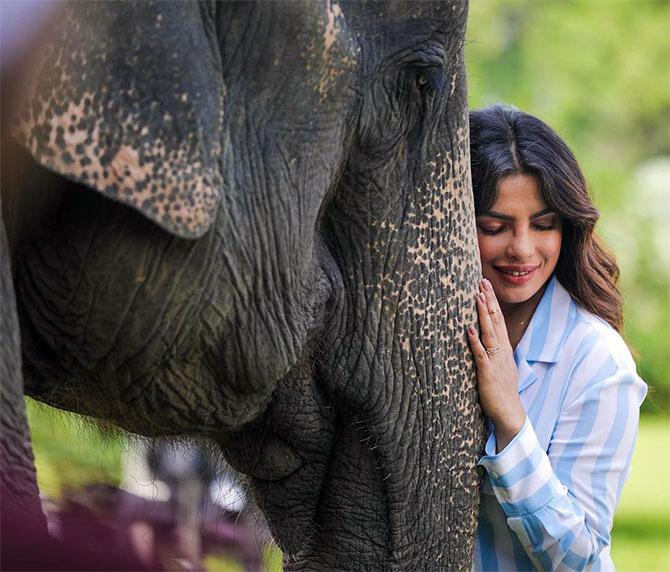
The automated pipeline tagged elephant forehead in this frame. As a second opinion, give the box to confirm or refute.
[13,1,225,239]
[314,1,358,101]
[341,0,467,57]
[224,0,358,108]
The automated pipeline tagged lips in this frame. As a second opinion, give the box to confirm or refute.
[492,264,539,285]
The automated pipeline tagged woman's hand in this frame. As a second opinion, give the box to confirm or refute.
[467,278,526,453]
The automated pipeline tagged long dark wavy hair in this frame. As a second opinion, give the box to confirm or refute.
[469,104,623,332]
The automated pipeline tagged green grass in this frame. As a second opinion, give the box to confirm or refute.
[27,400,669,570]
[611,416,670,571]
[204,546,282,572]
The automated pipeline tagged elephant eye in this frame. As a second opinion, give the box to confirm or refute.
[415,67,445,94]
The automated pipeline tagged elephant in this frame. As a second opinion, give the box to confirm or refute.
[0,205,50,567]
[1,1,485,569]
[0,8,54,563]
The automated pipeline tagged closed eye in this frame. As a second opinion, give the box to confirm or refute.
[477,225,505,235]
[532,215,560,231]
[533,223,556,231]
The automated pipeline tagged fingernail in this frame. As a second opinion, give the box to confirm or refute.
[478,292,486,302]
[468,326,476,335]
[483,278,492,291]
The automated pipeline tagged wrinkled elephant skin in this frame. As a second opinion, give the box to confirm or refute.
[0,215,50,566]
[5,1,485,569]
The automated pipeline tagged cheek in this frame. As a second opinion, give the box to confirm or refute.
[541,232,562,263]
[476,235,499,262]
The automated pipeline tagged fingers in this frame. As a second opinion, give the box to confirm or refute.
[476,290,498,349]
[467,326,490,368]
[480,278,509,341]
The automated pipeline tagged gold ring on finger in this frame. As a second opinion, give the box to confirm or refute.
[484,345,501,356]
[488,307,499,315]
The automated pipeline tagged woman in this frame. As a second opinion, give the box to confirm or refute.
[466,104,647,571]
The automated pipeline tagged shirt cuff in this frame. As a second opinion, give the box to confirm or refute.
[477,416,566,517]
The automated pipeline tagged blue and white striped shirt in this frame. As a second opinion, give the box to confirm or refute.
[472,275,647,571]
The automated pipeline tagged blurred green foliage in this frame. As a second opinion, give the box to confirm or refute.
[26,399,123,499]
[466,0,670,415]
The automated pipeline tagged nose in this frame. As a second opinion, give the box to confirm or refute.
[505,227,534,261]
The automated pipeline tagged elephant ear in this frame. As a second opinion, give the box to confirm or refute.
[13,1,224,238]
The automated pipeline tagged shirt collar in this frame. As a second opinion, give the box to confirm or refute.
[514,275,576,365]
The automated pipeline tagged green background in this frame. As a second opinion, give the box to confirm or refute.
[26,0,670,570]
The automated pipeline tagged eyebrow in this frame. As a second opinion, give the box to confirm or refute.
[482,208,554,221]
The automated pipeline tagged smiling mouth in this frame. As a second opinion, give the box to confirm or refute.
[494,265,539,273]
[492,265,540,284]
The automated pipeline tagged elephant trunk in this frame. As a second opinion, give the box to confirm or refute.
[289,4,486,565]
[295,78,484,572]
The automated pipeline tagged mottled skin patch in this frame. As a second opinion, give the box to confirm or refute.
[317,1,350,100]
[7,1,485,570]
[14,1,225,238]
[297,0,358,104]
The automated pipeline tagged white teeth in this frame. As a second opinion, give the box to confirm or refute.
[501,270,530,276]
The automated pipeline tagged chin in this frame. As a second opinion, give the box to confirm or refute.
[487,273,548,306]
[496,288,536,305]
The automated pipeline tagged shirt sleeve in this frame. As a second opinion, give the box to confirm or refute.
[478,368,647,571]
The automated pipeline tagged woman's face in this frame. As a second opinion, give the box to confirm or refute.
[476,173,562,308]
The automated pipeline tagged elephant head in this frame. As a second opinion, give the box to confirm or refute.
[5,1,484,568]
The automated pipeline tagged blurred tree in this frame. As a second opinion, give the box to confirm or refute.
[466,0,670,414]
